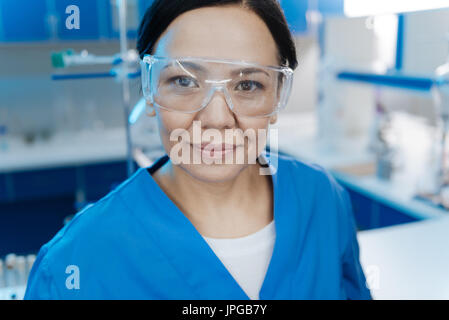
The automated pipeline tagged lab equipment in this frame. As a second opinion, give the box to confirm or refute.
[25,153,370,299]
[432,35,449,193]
[5,254,16,288]
[0,253,36,300]
[15,256,27,286]
[49,0,139,178]
[370,89,396,180]
[140,55,294,118]
[0,260,4,289]
[51,50,122,69]
[316,55,346,150]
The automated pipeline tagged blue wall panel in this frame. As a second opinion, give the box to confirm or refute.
[280,0,343,34]
[318,0,344,15]
[139,0,154,20]
[0,0,49,42]
[280,0,308,34]
[55,0,100,40]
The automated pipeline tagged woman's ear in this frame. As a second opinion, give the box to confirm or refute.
[146,100,156,117]
[269,114,278,125]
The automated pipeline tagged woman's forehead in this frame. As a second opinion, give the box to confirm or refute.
[152,6,279,66]
[157,59,277,80]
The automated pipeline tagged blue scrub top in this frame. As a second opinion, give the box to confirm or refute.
[24,153,371,300]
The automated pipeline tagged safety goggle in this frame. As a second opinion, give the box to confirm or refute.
[140,55,294,118]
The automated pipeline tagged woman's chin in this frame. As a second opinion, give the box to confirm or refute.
[180,162,249,183]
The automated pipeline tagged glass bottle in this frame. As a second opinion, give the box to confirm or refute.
[432,35,449,193]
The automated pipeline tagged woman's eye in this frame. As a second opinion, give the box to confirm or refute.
[171,76,198,88]
[236,80,263,92]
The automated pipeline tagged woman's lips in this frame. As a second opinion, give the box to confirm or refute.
[191,143,240,158]
[200,143,235,152]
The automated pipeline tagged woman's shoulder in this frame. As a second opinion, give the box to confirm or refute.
[275,151,340,189]
[25,167,163,299]
[32,168,149,268]
[274,151,350,219]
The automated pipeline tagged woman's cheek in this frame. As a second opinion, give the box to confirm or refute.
[158,112,195,150]
[238,118,271,162]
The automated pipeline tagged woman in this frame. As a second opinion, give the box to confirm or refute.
[25,0,371,300]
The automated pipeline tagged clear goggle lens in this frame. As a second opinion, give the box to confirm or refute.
[141,55,293,118]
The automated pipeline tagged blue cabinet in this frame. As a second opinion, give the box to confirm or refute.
[0,0,49,42]
[342,183,419,230]
[377,202,417,227]
[0,196,74,256]
[0,160,130,204]
[346,189,373,230]
[11,167,77,201]
[0,174,8,202]
[0,160,130,256]
[83,161,128,200]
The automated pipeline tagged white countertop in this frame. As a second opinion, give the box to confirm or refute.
[357,215,449,299]
[0,127,127,173]
[0,285,26,300]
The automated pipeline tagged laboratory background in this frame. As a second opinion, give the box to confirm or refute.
[1,0,449,300]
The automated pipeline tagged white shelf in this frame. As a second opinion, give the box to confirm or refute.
[0,127,127,173]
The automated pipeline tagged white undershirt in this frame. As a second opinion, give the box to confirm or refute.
[202,220,276,300]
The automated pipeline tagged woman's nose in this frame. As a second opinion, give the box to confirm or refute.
[195,87,236,130]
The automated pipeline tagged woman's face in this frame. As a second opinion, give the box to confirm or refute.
[150,5,280,183]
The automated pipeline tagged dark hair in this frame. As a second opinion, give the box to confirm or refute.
[137,0,298,70]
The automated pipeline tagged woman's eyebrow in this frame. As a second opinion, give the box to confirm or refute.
[160,61,206,79]
[230,67,270,77]
[161,63,270,77]
[163,61,207,73]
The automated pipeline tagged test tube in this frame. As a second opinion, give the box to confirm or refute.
[5,254,17,288]
[0,259,4,300]
[16,256,27,286]
[0,259,5,288]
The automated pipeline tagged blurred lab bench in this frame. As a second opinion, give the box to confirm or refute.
[0,128,131,256]
[0,128,130,203]
[272,112,448,230]
[0,127,127,173]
